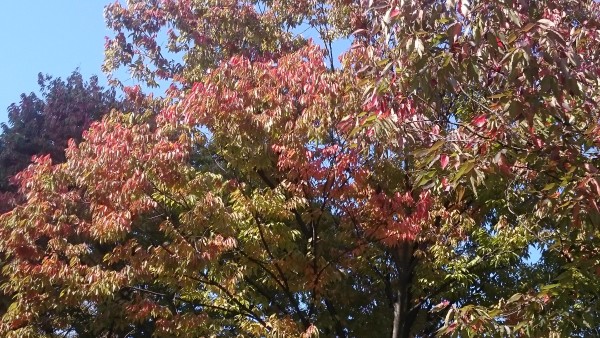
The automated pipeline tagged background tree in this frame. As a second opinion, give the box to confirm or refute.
[0,71,121,212]
[1,0,600,337]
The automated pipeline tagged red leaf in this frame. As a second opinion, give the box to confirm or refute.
[472,114,487,128]
[533,136,544,148]
[496,37,505,48]
[440,154,449,169]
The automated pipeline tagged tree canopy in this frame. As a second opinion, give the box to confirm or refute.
[0,71,120,212]
[1,0,600,337]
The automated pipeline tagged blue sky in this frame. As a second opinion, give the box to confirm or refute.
[0,1,110,125]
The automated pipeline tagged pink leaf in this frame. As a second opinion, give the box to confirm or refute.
[459,0,470,16]
[432,300,450,312]
[472,114,487,128]
[440,154,449,169]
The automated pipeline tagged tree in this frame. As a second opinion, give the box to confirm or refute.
[1,0,600,337]
[0,71,121,212]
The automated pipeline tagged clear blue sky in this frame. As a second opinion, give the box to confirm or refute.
[0,1,111,125]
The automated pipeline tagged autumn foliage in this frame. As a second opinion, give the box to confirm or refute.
[1,0,600,337]
[0,71,120,213]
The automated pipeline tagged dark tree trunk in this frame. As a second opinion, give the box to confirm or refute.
[390,241,418,338]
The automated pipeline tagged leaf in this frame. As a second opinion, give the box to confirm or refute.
[383,7,400,24]
[487,92,511,100]
[440,154,449,169]
[472,114,487,127]
[520,22,536,33]
[537,18,555,28]
[413,140,444,158]
[459,0,470,16]
[506,9,521,26]
[453,160,476,182]
[506,293,523,304]
[447,22,462,43]
[414,38,425,56]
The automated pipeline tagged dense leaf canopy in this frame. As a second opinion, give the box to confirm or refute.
[1,0,600,337]
[0,71,120,212]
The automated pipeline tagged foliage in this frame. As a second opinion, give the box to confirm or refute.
[0,71,121,212]
[1,0,600,337]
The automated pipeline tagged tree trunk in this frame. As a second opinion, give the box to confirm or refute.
[390,241,418,338]
[391,290,403,338]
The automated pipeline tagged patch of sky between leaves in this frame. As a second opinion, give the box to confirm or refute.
[525,244,542,265]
